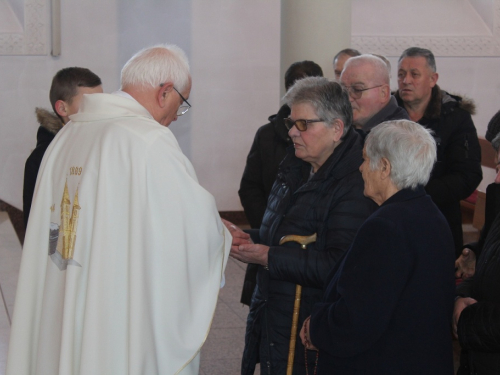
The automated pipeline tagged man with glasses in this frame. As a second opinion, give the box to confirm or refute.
[340,54,408,136]
[7,45,230,375]
[395,47,482,257]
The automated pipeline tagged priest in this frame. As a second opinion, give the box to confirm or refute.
[7,44,230,375]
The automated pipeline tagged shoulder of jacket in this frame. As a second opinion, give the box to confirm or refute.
[35,107,63,134]
[441,91,476,116]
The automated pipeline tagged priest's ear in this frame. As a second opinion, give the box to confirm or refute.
[158,82,174,108]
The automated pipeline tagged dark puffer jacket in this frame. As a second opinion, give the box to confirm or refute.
[241,128,377,375]
[239,104,292,229]
[23,108,64,228]
[456,184,500,375]
[395,86,482,257]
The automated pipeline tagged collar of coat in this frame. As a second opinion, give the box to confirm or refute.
[269,104,292,143]
[395,85,476,121]
[35,107,64,135]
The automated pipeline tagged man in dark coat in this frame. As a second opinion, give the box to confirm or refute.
[340,54,409,137]
[23,67,102,228]
[395,47,482,257]
[453,132,500,375]
[238,61,323,305]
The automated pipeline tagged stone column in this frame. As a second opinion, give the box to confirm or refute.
[280,0,351,96]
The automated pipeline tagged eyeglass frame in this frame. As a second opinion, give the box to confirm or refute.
[159,83,192,116]
[284,117,324,132]
[343,84,384,100]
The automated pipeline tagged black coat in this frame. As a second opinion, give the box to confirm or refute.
[239,104,292,229]
[456,183,500,375]
[241,128,377,375]
[395,86,482,257]
[23,108,63,228]
[359,95,409,136]
[310,187,456,375]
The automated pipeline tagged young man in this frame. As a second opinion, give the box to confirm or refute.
[23,67,102,227]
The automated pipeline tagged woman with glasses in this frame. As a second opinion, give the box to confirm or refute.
[228,77,376,375]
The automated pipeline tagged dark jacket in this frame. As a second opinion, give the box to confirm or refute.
[395,86,482,257]
[466,183,500,259]
[310,187,456,375]
[23,108,63,228]
[360,95,409,135]
[241,128,377,375]
[238,104,292,306]
[239,104,292,229]
[456,183,500,375]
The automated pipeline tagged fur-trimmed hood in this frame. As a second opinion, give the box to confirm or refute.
[395,85,476,120]
[35,107,64,135]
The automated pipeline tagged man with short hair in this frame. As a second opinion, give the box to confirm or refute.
[23,67,103,227]
[340,54,408,135]
[7,45,230,375]
[333,48,361,81]
[395,47,482,256]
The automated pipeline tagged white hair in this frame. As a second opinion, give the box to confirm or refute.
[121,44,190,91]
[365,120,437,190]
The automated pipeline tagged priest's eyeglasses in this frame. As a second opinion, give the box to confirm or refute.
[284,118,324,132]
[172,87,191,116]
[343,84,383,100]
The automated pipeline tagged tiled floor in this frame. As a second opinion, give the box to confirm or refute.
[0,212,22,375]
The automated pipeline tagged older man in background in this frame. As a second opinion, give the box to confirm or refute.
[7,44,230,375]
[333,48,361,81]
[340,54,408,136]
[395,47,482,256]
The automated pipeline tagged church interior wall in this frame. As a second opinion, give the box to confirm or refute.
[0,0,499,213]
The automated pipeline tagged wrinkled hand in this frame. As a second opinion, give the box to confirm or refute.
[453,297,478,338]
[455,248,476,279]
[221,219,252,249]
[230,243,269,266]
[300,316,318,351]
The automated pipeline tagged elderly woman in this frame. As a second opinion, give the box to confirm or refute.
[228,77,376,375]
[300,120,456,374]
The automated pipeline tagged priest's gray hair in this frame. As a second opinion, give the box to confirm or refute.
[283,77,352,136]
[365,120,437,190]
[121,44,190,91]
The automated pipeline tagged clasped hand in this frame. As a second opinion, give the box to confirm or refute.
[222,219,269,266]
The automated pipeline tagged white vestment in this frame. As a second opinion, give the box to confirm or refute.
[7,93,231,375]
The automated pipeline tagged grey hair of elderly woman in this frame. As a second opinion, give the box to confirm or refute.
[283,77,353,136]
[365,120,437,190]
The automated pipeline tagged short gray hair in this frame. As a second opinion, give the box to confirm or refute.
[283,77,352,135]
[342,54,390,85]
[121,44,190,91]
[398,47,436,73]
[365,120,437,190]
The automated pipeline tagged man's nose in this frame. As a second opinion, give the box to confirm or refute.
[495,168,500,184]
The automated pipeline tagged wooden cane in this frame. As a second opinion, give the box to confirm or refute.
[279,233,317,375]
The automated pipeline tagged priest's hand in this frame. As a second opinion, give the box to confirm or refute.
[230,243,269,266]
[221,219,252,248]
